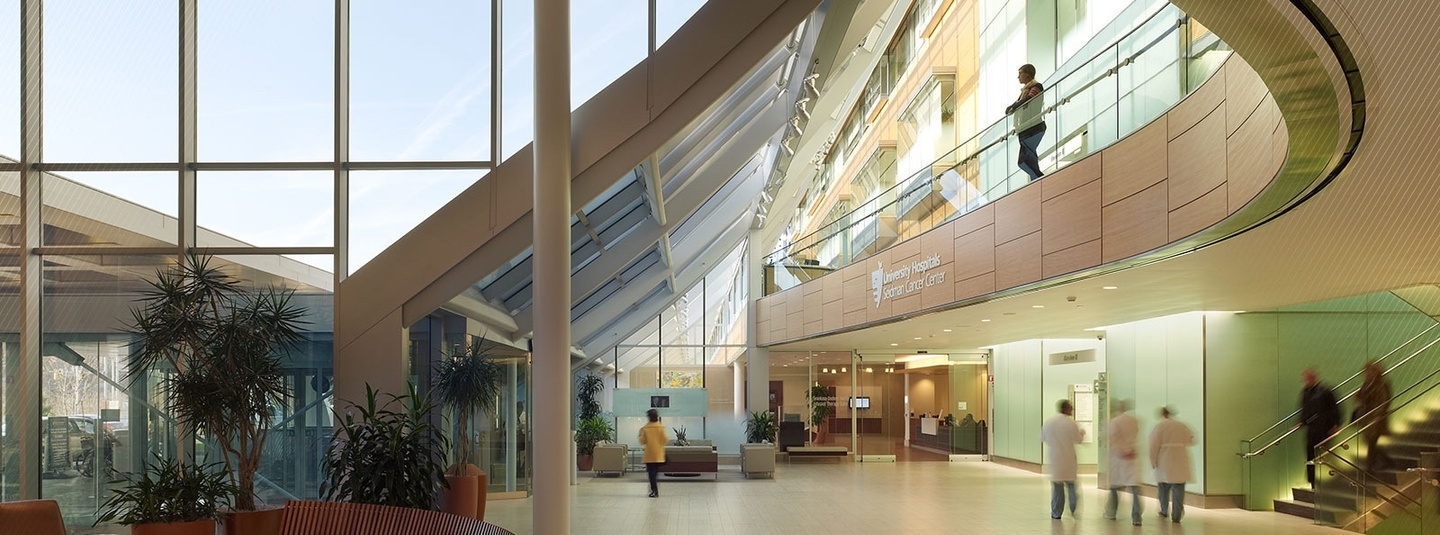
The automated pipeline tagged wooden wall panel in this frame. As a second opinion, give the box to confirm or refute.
[1224,59,1268,137]
[955,272,996,301]
[922,262,956,309]
[1168,107,1227,207]
[1042,151,1103,201]
[994,231,1041,290]
[950,203,994,238]
[1169,184,1227,241]
[842,266,868,313]
[921,221,955,266]
[1168,67,1226,140]
[803,284,823,332]
[1228,95,1281,212]
[1041,179,1102,254]
[994,183,1042,244]
[954,224,995,280]
[1101,119,1168,205]
[1042,239,1101,278]
[1102,181,1169,262]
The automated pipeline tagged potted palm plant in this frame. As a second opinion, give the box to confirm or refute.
[573,374,607,470]
[808,383,833,445]
[96,456,237,535]
[573,417,615,471]
[745,410,777,444]
[323,384,450,510]
[126,255,306,535]
[432,340,504,520]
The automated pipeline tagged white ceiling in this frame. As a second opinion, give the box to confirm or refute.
[771,0,1440,354]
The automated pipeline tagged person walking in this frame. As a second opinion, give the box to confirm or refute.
[1355,361,1394,472]
[1105,400,1143,526]
[638,408,668,498]
[1005,63,1047,181]
[1150,407,1195,523]
[1041,399,1085,519]
[1297,367,1341,485]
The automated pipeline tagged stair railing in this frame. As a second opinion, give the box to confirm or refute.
[1239,322,1440,460]
[1310,362,1440,528]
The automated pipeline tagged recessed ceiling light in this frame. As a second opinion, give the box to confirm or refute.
[942,329,952,332]
[889,343,898,346]
[981,319,991,322]
[1102,286,1118,290]
[1032,305,1045,308]
[913,336,922,340]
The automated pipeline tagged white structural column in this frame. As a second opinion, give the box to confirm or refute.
[15,0,42,500]
[532,0,572,532]
[745,230,770,413]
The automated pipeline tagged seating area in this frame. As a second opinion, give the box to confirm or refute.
[0,499,66,535]
[740,444,777,478]
[662,445,720,479]
[277,500,515,535]
[787,446,850,463]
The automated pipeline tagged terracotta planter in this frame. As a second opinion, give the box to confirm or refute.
[577,454,594,471]
[441,463,489,521]
[132,520,217,535]
[224,508,283,535]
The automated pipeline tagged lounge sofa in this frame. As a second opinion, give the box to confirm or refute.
[662,445,718,479]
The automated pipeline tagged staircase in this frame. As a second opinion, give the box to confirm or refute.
[1273,407,1440,531]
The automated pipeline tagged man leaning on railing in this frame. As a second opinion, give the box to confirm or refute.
[1006,63,1047,181]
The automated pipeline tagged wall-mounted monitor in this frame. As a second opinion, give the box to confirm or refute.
[849,396,870,409]
[649,395,671,408]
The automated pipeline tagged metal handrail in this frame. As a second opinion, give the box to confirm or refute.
[1318,358,1440,462]
[1309,457,1423,522]
[1239,322,1440,457]
[765,5,1188,268]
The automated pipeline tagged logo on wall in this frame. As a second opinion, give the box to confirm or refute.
[871,262,884,307]
[870,254,947,308]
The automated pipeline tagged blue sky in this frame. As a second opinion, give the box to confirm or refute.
[0,0,705,272]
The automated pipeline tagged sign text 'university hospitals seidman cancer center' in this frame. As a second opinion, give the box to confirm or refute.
[870,254,946,307]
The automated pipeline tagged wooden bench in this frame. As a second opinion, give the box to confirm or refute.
[787,446,849,463]
[277,500,515,535]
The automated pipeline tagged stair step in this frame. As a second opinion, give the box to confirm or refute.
[1291,487,1315,504]
[1274,499,1315,519]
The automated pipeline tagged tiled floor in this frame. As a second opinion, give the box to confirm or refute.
[486,461,1344,534]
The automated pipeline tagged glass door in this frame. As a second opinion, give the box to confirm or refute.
[855,355,897,462]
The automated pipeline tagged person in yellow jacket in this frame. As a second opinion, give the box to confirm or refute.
[639,408,669,498]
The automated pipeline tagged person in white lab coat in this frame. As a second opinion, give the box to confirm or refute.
[1150,406,1195,523]
[1105,400,1142,525]
[1041,399,1086,519]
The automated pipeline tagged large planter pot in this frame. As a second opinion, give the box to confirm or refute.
[577,454,594,471]
[132,520,217,535]
[441,463,489,521]
[224,508,283,535]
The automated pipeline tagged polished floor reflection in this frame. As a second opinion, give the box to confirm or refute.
[487,461,1341,534]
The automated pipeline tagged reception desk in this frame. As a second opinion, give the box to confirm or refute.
[909,418,988,454]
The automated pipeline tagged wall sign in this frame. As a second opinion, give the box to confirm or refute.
[871,254,947,307]
[1048,349,1096,366]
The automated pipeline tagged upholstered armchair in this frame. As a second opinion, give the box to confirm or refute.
[741,443,777,478]
[591,443,629,476]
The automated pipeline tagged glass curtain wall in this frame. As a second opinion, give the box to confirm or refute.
[1,0,711,527]
[608,241,747,454]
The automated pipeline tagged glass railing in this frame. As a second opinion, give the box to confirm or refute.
[1310,358,1440,531]
[763,4,1231,293]
[1237,321,1440,511]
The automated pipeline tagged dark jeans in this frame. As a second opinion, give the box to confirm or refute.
[646,462,662,494]
[1018,124,1047,180]
[1365,434,1393,471]
[1158,482,1185,522]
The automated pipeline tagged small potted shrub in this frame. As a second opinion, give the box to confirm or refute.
[432,340,504,520]
[96,456,237,535]
[323,385,450,510]
[745,410,777,444]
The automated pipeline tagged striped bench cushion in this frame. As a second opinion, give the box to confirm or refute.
[277,500,515,535]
